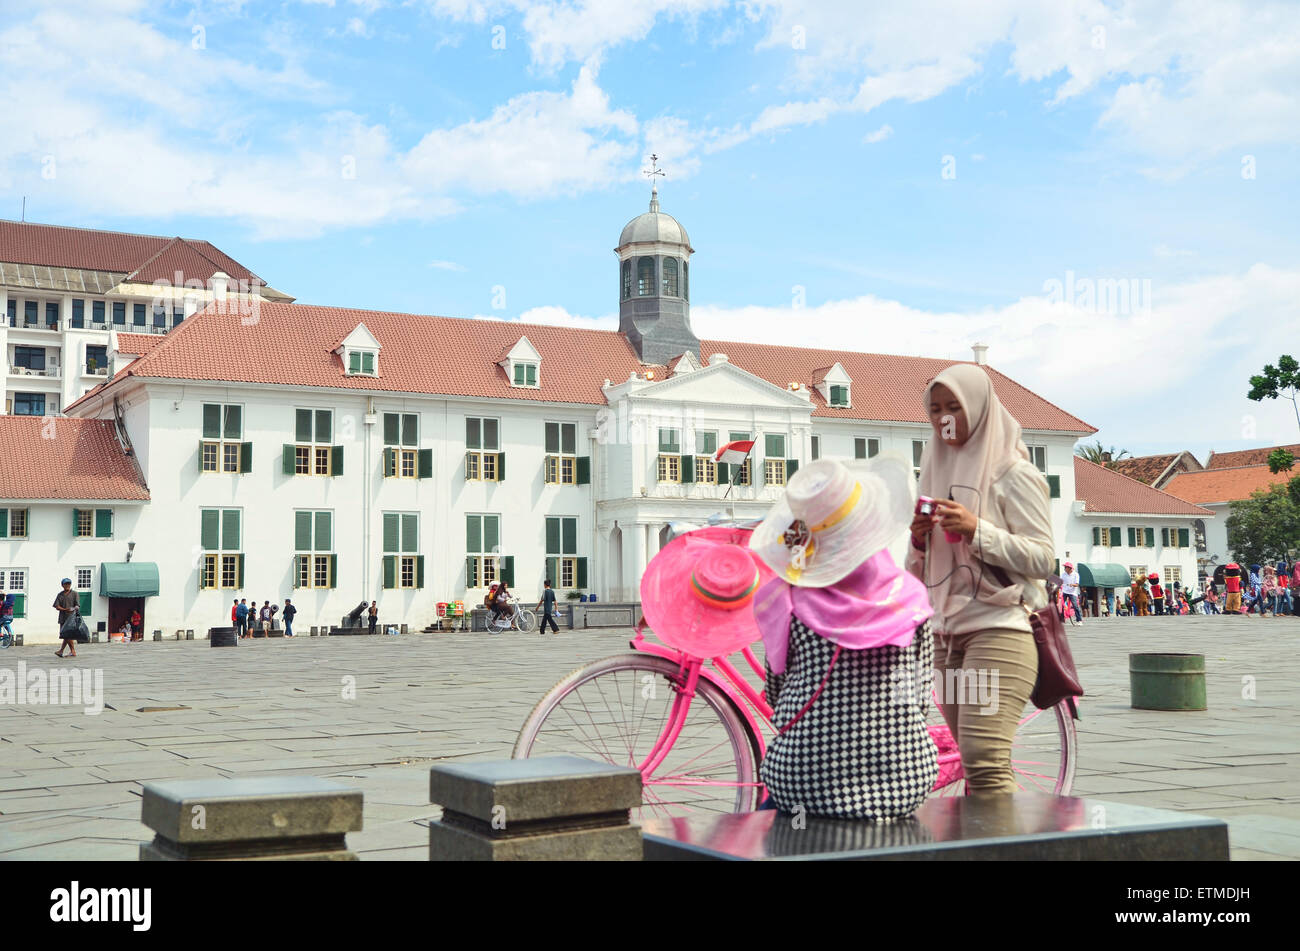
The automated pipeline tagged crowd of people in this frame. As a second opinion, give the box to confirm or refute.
[1055,560,1300,619]
[231,598,299,638]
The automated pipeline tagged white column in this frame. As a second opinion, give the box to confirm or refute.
[627,523,646,604]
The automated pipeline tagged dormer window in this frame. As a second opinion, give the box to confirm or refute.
[348,351,377,375]
[829,385,849,407]
[513,362,538,387]
[500,335,542,389]
[813,362,852,408]
[335,322,381,378]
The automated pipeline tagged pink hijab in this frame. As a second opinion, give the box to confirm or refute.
[755,548,934,675]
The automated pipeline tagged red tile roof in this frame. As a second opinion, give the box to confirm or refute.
[1074,457,1212,516]
[1164,465,1293,505]
[64,303,1096,434]
[0,220,264,286]
[1105,453,1180,485]
[0,417,149,501]
[115,333,164,357]
[1206,444,1300,469]
[701,341,1095,432]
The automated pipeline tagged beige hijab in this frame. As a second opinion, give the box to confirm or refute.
[917,364,1030,622]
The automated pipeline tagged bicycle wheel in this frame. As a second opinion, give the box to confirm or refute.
[514,653,762,820]
[927,697,1077,797]
[516,609,537,633]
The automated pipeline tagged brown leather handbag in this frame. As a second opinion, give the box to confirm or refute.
[990,566,1083,718]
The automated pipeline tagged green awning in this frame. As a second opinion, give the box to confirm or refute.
[99,562,160,598]
[1078,563,1131,589]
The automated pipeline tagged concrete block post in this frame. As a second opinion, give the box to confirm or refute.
[428,756,642,861]
[139,777,363,860]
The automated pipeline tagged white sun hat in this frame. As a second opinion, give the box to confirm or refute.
[749,453,916,588]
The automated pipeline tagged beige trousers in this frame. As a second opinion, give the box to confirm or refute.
[933,627,1038,795]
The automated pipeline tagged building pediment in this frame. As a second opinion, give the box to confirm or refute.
[609,360,810,409]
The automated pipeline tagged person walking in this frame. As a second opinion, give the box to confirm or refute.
[260,601,273,637]
[367,601,378,635]
[1060,561,1083,627]
[1277,563,1292,616]
[536,580,559,635]
[53,577,80,658]
[1292,561,1300,616]
[282,599,296,637]
[907,364,1054,795]
[231,599,239,630]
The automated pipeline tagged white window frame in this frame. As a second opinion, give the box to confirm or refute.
[294,408,334,476]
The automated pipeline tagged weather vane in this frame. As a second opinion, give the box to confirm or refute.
[644,154,666,186]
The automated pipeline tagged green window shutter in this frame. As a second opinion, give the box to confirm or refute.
[222,510,240,550]
[382,447,394,477]
[1127,527,1136,547]
[526,364,536,386]
[466,556,476,587]
[315,512,332,551]
[328,554,337,589]
[198,442,207,472]
[546,557,559,587]
[1146,528,1155,547]
[224,405,241,439]
[545,422,559,453]
[72,508,80,535]
[561,518,577,555]
[467,515,481,554]
[765,434,783,457]
[787,459,799,479]
[418,448,432,479]
[78,592,92,617]
[383,513,399,553]
[680,457,695,484]
[292,554,302,588]
[12,594,25,619]
[203,404,221,438]
[402,514,418,553]
[95,509,112,538]
[383,413,399,445]
[349,351,360,373]
[576,557,588,589]
[499,556,514,587]
[484,516,500,555]
[402,414,417,447]
[315,410,331,444]
[1161,527,1169,546]
[331,446,344,476]
[0,509,7,537]
[466,418,481,450]
[854,438,866,460]
[383,555,396,589]
[415,555,424,589]
[1111,527,1122,547]
[1092,527,1100,545]
[576,456,591,485]
[716,462,730,483]
[1179,528,1189,548]
[496,452,505,481]
[698,432,717,455]
[283,444,295,475]
[1046,475,1060,498]
[201,510,220,550]
[545,518,560,555]
[362,352,374,374]
[295,409,312,443]
[240,442,253,473]
[514,363,524,385]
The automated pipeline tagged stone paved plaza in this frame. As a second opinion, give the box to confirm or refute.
[1,615,1297,861]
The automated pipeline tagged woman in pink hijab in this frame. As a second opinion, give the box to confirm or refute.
[905,363,1055,795]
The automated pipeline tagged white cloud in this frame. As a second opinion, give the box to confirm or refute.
[862,124,893,144]
[344,17,370,37]
[429,259,467,271]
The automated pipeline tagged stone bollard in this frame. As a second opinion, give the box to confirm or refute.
[1130,653,1207,711]
[400,624,408,635]
[209,626,237,647]
[186,629,195,640]
[92,632,100,643]
[14,633,23,646]
[152,629,162,641]
[175,629,184,640]
[310,626,319,636]
[139,777,362,860]
[428,756,642,861]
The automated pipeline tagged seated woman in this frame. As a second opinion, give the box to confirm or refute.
[491,581,515,628]
[749,455,937,820]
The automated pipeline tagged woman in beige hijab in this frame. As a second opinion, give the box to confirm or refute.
[904,364,1054,794]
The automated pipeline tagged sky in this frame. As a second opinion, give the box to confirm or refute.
[2,0,1298,461]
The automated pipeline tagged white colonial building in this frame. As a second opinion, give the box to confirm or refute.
[0,219,291,418]
[0,194,1212,641]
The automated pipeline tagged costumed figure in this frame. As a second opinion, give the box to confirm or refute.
[1132,577,1149,616]
[1223,563,1242,613]
[1148,572,1165,616]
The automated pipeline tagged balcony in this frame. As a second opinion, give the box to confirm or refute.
[8,365,62,378]
[7,318,60,332]
[84,365,109,376]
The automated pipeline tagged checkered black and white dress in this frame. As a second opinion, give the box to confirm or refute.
[761,617,937,820]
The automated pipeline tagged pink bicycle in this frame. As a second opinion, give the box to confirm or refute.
[514,530,1077,818]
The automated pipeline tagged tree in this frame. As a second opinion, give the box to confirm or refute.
[1075,441,1131,465]
[1247,354,1300,435]
[1268,449,1296,474]
[1290,475,1300,508]
[1224,483,1300,566]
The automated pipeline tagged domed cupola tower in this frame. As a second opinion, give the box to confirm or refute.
[616,171,698,365]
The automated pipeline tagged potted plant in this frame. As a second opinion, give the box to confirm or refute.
[87,357,97,373]
[565,590,583,601]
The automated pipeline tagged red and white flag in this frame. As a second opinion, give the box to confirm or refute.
[715,439,754,466]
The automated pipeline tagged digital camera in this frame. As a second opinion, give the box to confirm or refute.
[915,495,937,517]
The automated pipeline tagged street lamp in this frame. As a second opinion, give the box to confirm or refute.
[126,541,136,563]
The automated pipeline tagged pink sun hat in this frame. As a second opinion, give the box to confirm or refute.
[641,527,776,658]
